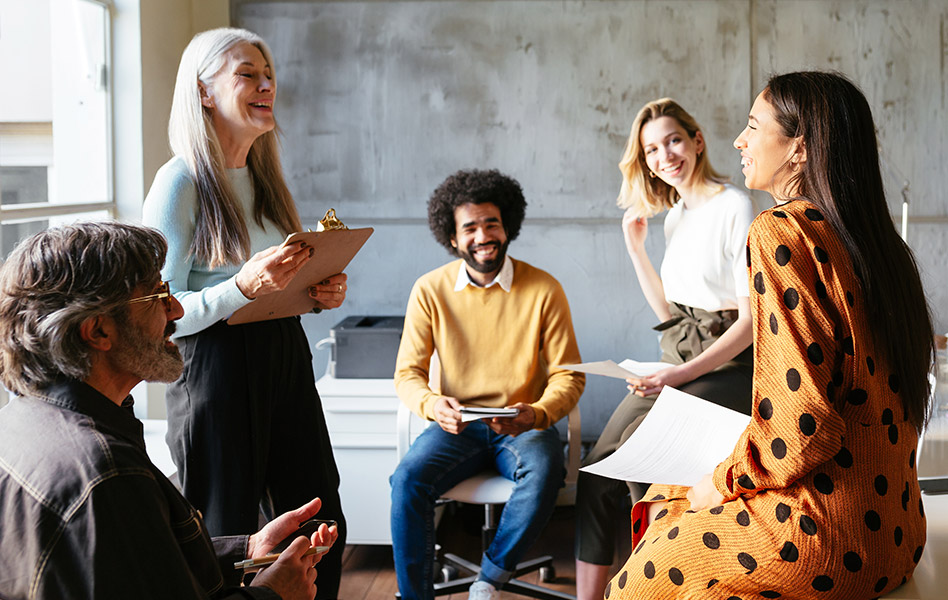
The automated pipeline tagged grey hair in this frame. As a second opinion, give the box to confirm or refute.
[168,27,301,268]
[0,221,167,396]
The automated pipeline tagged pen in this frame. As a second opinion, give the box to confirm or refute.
[234,546,330,570]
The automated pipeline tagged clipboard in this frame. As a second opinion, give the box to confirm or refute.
[227,227,373,325]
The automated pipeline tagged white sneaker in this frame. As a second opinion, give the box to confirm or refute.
[468,580,499,600]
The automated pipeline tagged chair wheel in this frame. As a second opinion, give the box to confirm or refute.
[441,564,459,582]
[539,566,556,582]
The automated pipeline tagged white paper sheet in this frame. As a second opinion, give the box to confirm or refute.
[618,359,677,378]
[580,386,751,487]
[557,359,675,379]
[459,406,519,422]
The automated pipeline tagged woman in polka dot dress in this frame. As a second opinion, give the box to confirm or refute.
[607,72,935,599]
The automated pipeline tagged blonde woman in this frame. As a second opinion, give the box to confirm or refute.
[143,28,346,598]
[575,99,755,600]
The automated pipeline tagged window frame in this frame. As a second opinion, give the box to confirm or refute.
[0,0,116,225]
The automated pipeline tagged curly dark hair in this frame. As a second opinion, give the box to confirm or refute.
[427,169,527,255]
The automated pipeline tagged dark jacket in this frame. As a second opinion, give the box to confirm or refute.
[0,380,278,600]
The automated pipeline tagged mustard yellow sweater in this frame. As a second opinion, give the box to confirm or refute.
[394,258,585,430]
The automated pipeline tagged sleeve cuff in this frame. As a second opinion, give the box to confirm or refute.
[220,276,254,308]
[531,406,552,430]
[173,276,254,337]
[712,461,736,501]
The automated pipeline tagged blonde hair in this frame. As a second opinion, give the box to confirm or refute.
[616,98,726,217]
[168,27,301,268]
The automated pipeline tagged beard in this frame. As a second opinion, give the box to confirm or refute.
[112,319,184,383]
[457,240,509,276]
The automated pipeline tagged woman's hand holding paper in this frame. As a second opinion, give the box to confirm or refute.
[626,363,692,397]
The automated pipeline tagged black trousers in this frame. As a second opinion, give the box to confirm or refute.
[166,317,346,599]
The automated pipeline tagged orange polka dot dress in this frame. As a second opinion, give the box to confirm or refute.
[606,200,926,599]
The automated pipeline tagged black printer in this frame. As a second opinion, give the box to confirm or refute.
[329,315,405,378]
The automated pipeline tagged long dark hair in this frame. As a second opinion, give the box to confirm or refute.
[765,71,934,431]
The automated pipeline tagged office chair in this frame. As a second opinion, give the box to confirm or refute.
[396,401,580,600]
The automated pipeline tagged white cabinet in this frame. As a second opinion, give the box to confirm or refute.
[318,375,404,545]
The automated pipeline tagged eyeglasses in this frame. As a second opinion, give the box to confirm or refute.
[128,281,172,310]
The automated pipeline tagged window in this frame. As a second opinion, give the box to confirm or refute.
[0,0,114,257]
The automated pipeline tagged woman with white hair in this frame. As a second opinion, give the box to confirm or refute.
[144,28,346,598]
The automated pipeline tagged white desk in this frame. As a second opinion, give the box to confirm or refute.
[879,491,948,599]
[143,380,414,545]
[882,394,948,599]
[318,374,414,545]
[142,419,176,478]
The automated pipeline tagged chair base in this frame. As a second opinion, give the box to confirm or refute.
[394,552,575,600]
[434,553,575,600]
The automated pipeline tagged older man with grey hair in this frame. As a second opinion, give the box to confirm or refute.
[0,221,335,600]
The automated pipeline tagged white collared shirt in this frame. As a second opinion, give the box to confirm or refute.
[454,255,513,292]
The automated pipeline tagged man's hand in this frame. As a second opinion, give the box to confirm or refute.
[433,396,466,434]
[250,536,319,600]
[246,497,338,600]
[686,473,725,512]
[487,403,535,436]
[247,497,337,558]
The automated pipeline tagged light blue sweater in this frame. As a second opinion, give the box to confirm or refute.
[142,156,286,337]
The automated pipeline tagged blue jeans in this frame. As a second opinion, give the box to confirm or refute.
[390,421,565,600]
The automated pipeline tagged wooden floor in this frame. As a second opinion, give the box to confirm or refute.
[336,503,630,600]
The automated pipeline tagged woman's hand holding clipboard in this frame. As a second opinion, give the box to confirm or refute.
[228,213,373,325]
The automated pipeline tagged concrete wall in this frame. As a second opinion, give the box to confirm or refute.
[227,0,948,439]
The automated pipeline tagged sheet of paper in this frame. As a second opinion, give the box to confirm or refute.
[618,359,676,378]
[459,407,519,422]
[580,386,750,486]
[557,359,675,379]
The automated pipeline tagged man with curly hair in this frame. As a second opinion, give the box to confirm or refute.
[391,169,585,600]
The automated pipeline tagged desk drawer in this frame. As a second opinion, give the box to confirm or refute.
[323,399,398,435]
[327,431,396,449]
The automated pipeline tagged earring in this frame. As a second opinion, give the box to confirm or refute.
[648,171,657,179]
